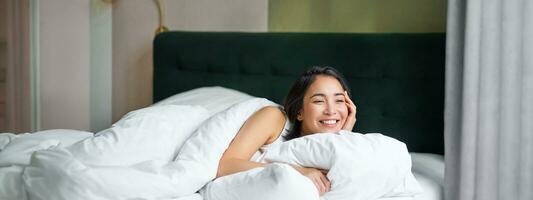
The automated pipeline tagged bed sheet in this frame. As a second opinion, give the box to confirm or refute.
[175,195,416,200]
[411,153,444,200]
[171,193,203,200]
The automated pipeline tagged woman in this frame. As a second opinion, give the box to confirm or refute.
[216,66,357,196]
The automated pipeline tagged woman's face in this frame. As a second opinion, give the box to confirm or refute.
[298,75,348,136]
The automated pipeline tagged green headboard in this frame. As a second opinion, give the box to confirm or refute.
[153,31,445,154]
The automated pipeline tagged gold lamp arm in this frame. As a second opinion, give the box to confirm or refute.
[155,0,169,35]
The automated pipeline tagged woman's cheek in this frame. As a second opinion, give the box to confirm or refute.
[339,104,348,115]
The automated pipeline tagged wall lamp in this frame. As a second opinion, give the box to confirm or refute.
[155,0,169,35]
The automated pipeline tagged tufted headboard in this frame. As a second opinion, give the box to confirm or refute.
[153,31,445,154]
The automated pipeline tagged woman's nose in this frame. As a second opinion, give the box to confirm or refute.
[324,102,337,115]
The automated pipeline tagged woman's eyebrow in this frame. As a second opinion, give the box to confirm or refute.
[310,93,326,98]
[310,93,344,98]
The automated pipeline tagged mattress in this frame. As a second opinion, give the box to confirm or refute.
[411,153,444,200]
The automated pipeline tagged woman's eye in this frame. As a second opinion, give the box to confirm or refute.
[313,100,324,103]
[336,99,345,103]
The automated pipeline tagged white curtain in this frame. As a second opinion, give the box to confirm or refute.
[445,0,533,200]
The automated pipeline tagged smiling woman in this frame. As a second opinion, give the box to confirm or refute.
[298,75,351,135]
[284,66,356,139]
[217,66,357,196]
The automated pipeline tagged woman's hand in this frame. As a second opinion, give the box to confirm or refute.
[291,165,330,196]
[342,91,357,131]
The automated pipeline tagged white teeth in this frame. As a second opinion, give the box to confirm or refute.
[321,120,337,124]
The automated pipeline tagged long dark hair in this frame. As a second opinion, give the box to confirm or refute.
[283,66,351,140]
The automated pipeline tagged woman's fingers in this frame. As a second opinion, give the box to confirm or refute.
[320,174,331,193]
[315,173,332,196]
[294,166,331,196]
[343,91,357,131]
[344,91,356,115]
[317,177,326,195]
[312,180,321,195]
[313,177,324,195]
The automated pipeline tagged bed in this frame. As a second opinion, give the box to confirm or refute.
[0,31,445,200]
[152,31,445,200]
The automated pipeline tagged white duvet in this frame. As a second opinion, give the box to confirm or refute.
[200,131,422,200]
[0,95,424,200]
[0,129,93,200]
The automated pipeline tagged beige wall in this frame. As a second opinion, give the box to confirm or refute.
[112,0,268,122]
[38,0,91,130]
[112,0,157,123]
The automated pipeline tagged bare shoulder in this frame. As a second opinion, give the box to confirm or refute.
[247,106,286,143]
[220,105,287,163]
[251,106,286,124]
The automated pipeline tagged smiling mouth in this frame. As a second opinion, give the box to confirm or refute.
[319,120,339,125]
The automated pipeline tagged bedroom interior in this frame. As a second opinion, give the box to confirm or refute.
[0,0,447,198]
[4,0,445,200]
[2,0,531,200]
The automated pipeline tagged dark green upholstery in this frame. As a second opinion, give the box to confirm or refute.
[153,31,445,154]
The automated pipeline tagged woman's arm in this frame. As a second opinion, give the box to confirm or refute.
[216,106,286,178]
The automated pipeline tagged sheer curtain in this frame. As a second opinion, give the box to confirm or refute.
[445,0,533,200]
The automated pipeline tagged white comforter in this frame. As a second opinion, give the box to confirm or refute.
[0,97,423,200]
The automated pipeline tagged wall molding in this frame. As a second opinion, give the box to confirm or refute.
[90,0,112,132]
[29,0,40,131]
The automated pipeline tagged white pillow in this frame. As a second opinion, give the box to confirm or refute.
[0,129,92,166]
[263,130,422,200]
[200,163,319,200]
[410,153,444,185]
[67,105,209,166]
[153,86,254,116]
